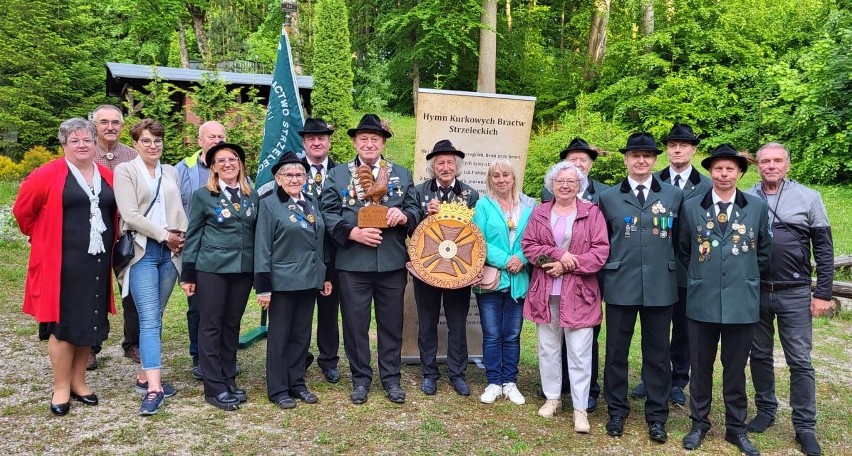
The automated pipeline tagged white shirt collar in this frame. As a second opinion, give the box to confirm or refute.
[669,166,692,188]
[627,176,652,191]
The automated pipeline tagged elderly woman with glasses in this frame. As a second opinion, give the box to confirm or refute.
[180,142,258,411]
[255,152,332,410]
[521,161,609,433]
[114,118,188,415]
[13,118,118,416]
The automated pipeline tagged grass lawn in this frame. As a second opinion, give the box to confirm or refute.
[1,120,851,453]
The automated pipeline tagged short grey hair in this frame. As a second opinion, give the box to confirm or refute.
[426,154,463,179]
[545,161,588,196]
[92,104,124,122]
[756,142,790,162]
[58,118,97,145]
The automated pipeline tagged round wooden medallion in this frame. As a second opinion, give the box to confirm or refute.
[407,214,487,289]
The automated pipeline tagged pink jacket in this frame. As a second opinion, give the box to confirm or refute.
[521,198,609,329]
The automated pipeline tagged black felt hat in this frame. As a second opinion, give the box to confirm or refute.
[619,131,662,155]
[347,114,392,138]
[271,151,310,175]
[559,137,598,160]
[426,139,465,160]
[701,144,749,172]
[663,123,701,145]
[205,142,246,166]
[299,117,334,137]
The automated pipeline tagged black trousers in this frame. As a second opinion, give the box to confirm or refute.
[688,318,756,434]
[413,278,471,380]
[561,323,601,398]
[196,271,252,398]
[93,291,138,355]
[670,286,690,388]
[266,289,316,402]
[315,267,340,371]
[604,303,672,423]
[338,269,406,388]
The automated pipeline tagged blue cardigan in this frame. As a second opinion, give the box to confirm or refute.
[472,194,535,300]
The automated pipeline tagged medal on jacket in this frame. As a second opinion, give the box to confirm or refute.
[314,172,323,186]
[623,216,632,238]
[215,207,225,223]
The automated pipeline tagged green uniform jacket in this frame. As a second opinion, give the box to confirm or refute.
[181,186,259,283]
[254,187,326,293]
[320,157,421,272]
[654,166,712,287]
[541,178,609,205]
[415,178,480,214]
[598,177,683,306]
[677,189,772,324]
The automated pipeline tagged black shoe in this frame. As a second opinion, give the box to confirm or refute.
[227,385,248,403]
[670,386,686,406]
[421,378,437,395]
[191,360,203,381]
[450,377,470,396]
[305,352,315,369]
[796,431,822,456]
[630,381,646,399]
[205,392,240,411]
[587,395,598,413]
[648,421,667,443]
[682,424,707,450]
[536,389,546,399]
[725,432,760,456]
[606,415,625,437]
[747,413,775,433]
[351,385,369,404]
[50,402,70,416]
[323,368,340,384]
[70,391,99,406]
[86,352,98,371]
[385,384,406,404]
[275,396,297,409]
[290,390,319,404]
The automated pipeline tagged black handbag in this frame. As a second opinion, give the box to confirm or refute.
[113,176,161,273]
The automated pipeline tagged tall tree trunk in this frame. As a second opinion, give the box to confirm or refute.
[641,0,654,36]
[412,58,420,114]
[187,4,211,66]
[506,0,512,30]
[584,0,610,79]
[177,18,190,68]
[477,0,497,93]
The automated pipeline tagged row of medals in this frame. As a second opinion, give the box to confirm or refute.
[696,212,757,262]
[624,202,674,239]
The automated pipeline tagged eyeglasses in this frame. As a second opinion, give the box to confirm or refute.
[140,138,163,147]
[97,120,123,127]
[66,138,94,147]
[277,172,306,181]
[554,179,579,187]
[215,157,239,165]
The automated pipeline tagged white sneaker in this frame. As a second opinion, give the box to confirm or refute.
[574,409,590,433]
[480,383,503,404]
[538,399,560,417]
[502,382,526,405]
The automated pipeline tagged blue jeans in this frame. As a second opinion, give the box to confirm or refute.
[476,290,523,385]
[129,240,178,370]
[749,285,816,432]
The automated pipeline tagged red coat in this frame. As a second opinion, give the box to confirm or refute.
[521,198,609,329]
[12,158,118,322]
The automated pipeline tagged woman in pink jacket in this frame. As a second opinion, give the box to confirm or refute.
[521,161,609,433]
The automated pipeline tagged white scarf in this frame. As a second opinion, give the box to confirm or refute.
[65,159,107,255]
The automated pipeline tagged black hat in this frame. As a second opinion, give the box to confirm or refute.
[271,151,310,176]
[206,142,246,166]
[619,131,662,155]
[559,137,598,160]
[663,123,700,145]
[701,144,749,172]
[426,139,465,160]
[299,117,334,137]
[347,114,392,138]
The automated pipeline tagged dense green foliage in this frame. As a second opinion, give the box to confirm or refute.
[311,0,356,162]
[1,0,850,184]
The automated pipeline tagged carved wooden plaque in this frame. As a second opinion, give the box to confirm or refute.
[358,205,389,228]
[407,214,486,289]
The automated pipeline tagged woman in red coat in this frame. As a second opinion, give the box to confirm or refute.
[13,118,118,416]
[521,161,609,433]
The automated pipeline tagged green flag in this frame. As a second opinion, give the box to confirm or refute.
[256,26,305,196]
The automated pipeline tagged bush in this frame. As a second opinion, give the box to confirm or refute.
[19,145,57,176]
[0,155,22,180]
